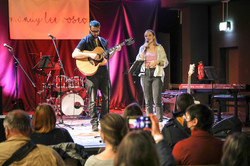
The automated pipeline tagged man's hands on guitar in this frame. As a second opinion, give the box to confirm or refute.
[108,45,121,58]
[89,53,100,60]
[116,45,121,52]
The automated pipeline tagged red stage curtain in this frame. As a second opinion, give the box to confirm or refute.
[0,0,158,113]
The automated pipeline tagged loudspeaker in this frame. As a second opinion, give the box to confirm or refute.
[212,116,242,138]
[0,119,6,142]
[10,98,25,111]
[0,86,2,115]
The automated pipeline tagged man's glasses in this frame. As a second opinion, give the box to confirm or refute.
[90,29,100,34]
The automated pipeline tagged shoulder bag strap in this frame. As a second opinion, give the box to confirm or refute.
[3,141,37,166]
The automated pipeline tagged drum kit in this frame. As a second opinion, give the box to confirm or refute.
[43,75,87,116]
[33,55,87,116]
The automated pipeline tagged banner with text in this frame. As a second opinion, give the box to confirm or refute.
[9,0,89,39]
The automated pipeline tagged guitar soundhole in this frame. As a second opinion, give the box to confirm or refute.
[88,57,95,65]
[88,57,102,66]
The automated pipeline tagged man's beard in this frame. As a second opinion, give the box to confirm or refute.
[91,34,98,39]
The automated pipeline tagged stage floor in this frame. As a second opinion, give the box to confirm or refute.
[55,109,171,152]
[55,108,250,155]
[56,116,105,150]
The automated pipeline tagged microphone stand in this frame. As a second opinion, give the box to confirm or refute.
[107,52,110,113]
[49,36,73,130]
[6,47,36,110]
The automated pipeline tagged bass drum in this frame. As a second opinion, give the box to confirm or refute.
[60,93,84,116]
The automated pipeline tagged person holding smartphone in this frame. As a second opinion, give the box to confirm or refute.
[136,29,168,123]
[147,114,176,166]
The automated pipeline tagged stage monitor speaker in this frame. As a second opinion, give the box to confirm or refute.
[212,116,242,139]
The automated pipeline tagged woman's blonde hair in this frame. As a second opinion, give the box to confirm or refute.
[32,103,56,133]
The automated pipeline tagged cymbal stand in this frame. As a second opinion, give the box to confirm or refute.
[49,35,73,130]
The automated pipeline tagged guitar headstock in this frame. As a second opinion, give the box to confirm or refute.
[188,64,195,76]
[125,38,135,46]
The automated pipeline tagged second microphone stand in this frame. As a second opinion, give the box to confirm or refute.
[49,35,74,130]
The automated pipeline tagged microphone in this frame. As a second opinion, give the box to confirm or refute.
[48,34,55,38]
[3,43,13,49]
[144,39,149,52]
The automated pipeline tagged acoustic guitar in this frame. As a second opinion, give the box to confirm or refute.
[76,38,134,76]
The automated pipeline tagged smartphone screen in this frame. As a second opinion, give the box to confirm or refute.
[128,116,152,130]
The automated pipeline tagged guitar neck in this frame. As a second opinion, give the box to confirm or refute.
[101,42,125,57]
[187,75,191,94]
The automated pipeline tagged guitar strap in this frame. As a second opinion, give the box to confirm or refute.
[2,141,37,166]
[98,36,107,51]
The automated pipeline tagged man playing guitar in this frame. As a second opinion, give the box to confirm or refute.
[72,20,121,131]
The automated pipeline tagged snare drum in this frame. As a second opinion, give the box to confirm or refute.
[54,75,69,92]
[57,93,84,116]
[68,76,84,91]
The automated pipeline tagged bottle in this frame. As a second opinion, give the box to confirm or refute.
[198,61,204,80]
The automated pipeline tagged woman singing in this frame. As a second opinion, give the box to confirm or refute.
[136,29,168,122]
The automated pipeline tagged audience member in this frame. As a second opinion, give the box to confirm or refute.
[85,113,127,166]
[161,93,194,150]
[148,114,176,166]
[0,109,65,165]
[114,130,160,166]
[31,103,74,145]
[123,102,143,119]
[172,104,224,165]
[221,132,250,166]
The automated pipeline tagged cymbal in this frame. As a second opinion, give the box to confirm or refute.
[29,53,55,57]
[29,53,39,55]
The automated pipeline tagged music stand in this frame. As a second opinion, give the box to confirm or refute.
[204,66,218,82]
[38,55,54,69]
[129,60,144,76]
[204,66,219,111]
[128,60,144,104]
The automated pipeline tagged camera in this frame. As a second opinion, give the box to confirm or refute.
[127,116,152,130]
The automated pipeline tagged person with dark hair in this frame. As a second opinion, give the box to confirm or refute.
[123,102,143,119]
[221,132,250,166]
[72,20,121,131]
[172,104,224,165]
[136,29,168,123]
[114,130,160,166]
[161,93,194,150]
[0,109,65,165]
[85,113,127,166]
[31,103,73,145]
